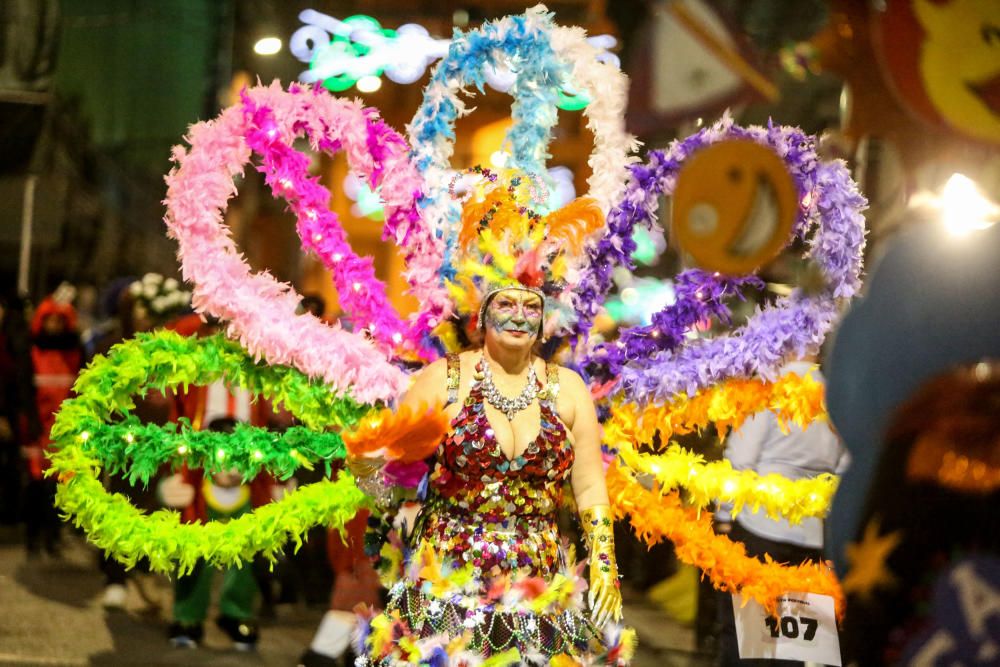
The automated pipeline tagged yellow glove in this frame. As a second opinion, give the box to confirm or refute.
[580,504,623,627]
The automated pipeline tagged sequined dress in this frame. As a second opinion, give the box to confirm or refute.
[361,353,609,664]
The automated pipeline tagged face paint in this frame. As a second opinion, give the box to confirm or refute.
[484,290,543,338]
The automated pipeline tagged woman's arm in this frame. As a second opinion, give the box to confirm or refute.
[564,368,609,511]
[346,357,448,497]
[397,357,449,412]
[562,367,622,626]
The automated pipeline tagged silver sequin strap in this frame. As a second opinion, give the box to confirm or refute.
[445,353,461,406]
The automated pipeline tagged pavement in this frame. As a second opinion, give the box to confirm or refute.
[0,526,709,666]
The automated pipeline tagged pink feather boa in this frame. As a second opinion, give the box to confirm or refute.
[164,83,443,403]
[240,84,450,358]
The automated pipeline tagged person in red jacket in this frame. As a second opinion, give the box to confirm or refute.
[161,322,293,650]
[24,295,82,556]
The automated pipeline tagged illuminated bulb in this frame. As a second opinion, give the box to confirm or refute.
[253,37,282,56]
[333,253,343,261]
[289,449,299,459]
[650,330,660,338]
[427,318,438,328]
[356,75,382,93]
[722,480,737,495]
[253,450,264,461]
[352,282,362,292]
[124,433,135,444]
[391,332,403,344]
[306,209,318,220]
[80,431,90,442]
[216,448,226,461]
[313,233,323,242]
[695,290,704,299]
[279,178,293,189]
[178,444,188,455]
[941,173,999,236]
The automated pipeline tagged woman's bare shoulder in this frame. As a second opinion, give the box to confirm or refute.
[554,365,589,394]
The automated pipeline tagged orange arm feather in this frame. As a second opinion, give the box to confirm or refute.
[342,403,448,463]
[539,196,604,254]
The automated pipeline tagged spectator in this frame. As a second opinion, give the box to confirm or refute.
[161,414,271,651]
[23,294,82,556]
[0,291,40,525]
[714,356,848,667]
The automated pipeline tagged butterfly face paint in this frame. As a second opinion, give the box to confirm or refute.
[484,289,543,340]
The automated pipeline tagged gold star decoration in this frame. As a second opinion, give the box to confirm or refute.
[841,516,903,600]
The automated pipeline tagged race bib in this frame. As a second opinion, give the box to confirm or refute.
[733,592,841,665]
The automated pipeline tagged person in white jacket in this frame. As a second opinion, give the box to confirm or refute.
[713,358,849,666]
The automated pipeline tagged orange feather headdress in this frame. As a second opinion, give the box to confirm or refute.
[445,167,605,337]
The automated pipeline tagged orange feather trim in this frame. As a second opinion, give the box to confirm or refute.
[342,403,448,463]
[539,196,604,254]
[607,463,845,619]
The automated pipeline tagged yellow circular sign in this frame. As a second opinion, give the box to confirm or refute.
[671,140,798,275]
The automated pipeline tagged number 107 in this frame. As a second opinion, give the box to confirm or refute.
[765,615,818,640]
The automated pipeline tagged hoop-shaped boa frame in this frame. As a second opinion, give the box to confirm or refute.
[407,5,636,280]
[606,371,836,524]
[607,464,844,619]
[164,83,443,403]
[239,85,450,358]
[46,331,372,572]
[577,116,867,397]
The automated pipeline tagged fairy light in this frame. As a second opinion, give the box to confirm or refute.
[80,431,90,442]
[178,444,188,455]
[253,450,264,461]
[216,448,226,461]
[124,433,135,444]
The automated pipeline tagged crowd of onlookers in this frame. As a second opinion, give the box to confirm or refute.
[0,276,370,664]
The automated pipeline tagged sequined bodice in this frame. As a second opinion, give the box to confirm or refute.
[417,355,574,579]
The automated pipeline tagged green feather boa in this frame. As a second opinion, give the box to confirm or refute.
[47,330,373,572]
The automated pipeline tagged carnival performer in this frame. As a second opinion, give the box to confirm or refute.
[349,171,631,665]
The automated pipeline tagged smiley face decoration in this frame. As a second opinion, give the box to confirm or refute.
[671,139,799,276]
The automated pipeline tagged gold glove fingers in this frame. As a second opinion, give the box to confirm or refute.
[580,504,623,627]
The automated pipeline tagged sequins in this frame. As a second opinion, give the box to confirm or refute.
[388,363,579,656]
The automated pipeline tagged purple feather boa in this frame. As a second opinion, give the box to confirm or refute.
[575,116,867,401]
